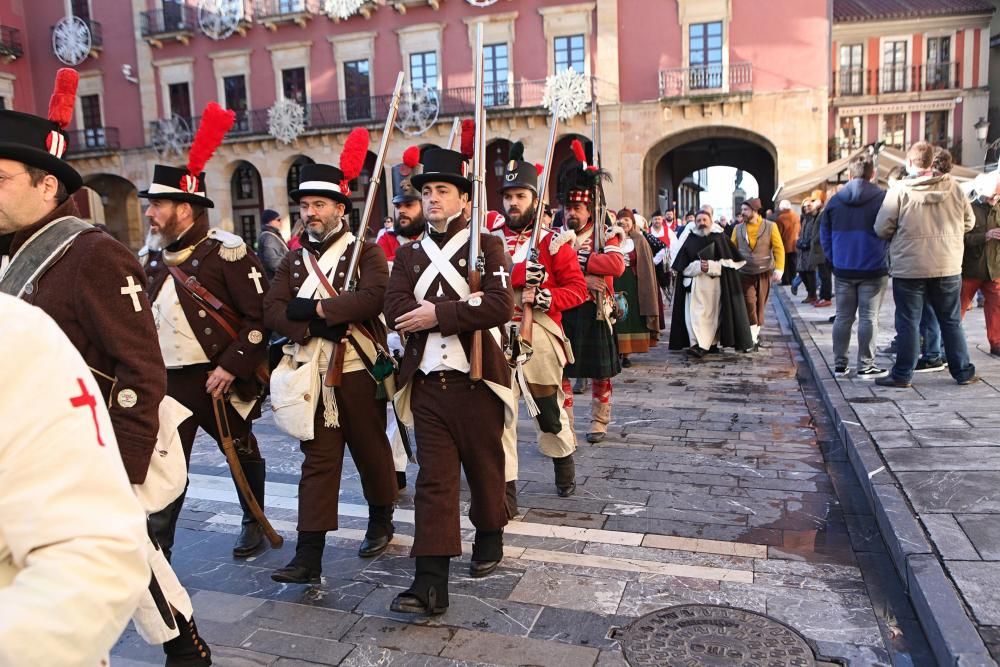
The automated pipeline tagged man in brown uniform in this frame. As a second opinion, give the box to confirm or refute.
[384,148,515,615]
[263,162,398,584]
[141,154,271,561]
[0,71,212,666]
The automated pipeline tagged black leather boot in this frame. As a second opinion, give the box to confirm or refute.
[149,481,188,563]
[470,530,503,577]
[390,556,450,615]
[505,481,519,520]
[271,531,324,584]
[163,612,212,666]
[553,454,576,497]
[232,458,266,558]
[359,505,394,558]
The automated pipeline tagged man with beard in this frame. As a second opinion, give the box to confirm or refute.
[263,156,399,584]
[384,147,514,615]
[378,146,426,267]
[141,104,271,564]
[491,142,587,509]
[669,210,753,356]
[556,141,625,444]
[0,72,212,666]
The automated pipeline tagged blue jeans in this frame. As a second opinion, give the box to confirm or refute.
[891,276,975,383]
[919,302,941,361]
[833,276,887,370]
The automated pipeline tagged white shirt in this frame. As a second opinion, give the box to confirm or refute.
[153,277,210,368]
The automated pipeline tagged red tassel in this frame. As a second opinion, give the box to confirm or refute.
[402,145,420,168]
[48,68,79,130]
[460,119,475,159]
[570,139,587,165]
[535,163,544,176]
[340,179,351,196]
[340,127,369,185]
[187,102,235,179]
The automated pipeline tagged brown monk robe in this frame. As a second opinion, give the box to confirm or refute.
[264,165,398,583]
[383,147,515,615]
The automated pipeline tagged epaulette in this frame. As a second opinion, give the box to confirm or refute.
[137,245,149,267]
[208,228,247,262]
[549,228,576,255]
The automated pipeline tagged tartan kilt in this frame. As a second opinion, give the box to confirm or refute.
[563,301,621,379]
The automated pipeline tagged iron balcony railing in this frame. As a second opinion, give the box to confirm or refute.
[140,5,196,37]
[832,62,960,97]
[65,127,119,155]
[254,0,320,19]
[658,62,753,99]
[0,25,23,59]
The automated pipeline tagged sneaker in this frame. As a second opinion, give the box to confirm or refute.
[875,376,911,388]
[813,299,833,308]
[914,358,946,373]
[958,375,981,386]
[834,365,848,376]
[857,367,889,379]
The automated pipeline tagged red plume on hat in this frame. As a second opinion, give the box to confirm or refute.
[401,145,420,176]
[460,119,475,159]
[45,68,78,158]
[183,102,235,194]
[535,163,544,176]
[570,139,588,167]
[340,127,369,195]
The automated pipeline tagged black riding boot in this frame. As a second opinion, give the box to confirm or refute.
[390,556,450,615]
[553,454,576,497]
[470,530,503,578]
[163,611,212,666]
[271,530,325,584]
[359,505,394,557]
[232,458,266,558]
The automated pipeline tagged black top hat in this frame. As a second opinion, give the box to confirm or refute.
[289,163,353,210]
[409,148,471,194]
[499,142,539,195]
[0,109,83,194]
[391,163,423,204]
[138,165,214,208]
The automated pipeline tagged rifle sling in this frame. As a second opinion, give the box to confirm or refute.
[166,265,241,342]
[304,250,380,348]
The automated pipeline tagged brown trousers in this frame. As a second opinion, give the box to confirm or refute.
[410,370,507,557]
[298,370,398,532]
[740,271,772,328]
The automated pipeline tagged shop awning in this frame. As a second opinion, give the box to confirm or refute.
[773,148,865,202]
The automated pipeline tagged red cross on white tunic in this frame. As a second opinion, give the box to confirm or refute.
[70,378,105,447]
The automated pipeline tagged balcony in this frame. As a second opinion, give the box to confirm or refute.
[140,6,196,47]
[65,127,119,156]
[0,26,23,62]
[658,62,753,101]
[831,62,960,100]
[254,0,318,29]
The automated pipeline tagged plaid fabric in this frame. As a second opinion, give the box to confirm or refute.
[563,301,621,379]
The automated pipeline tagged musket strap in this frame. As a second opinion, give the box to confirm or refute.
[305,250,381,351]
[167,265,241,341]
[0,216,96,297]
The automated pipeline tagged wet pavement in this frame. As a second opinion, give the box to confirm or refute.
[112,299,935,666]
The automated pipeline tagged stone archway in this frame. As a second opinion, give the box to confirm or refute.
[82,174,143,251]
[286,154,315,230]
[642,126,778,214]
[230,161,264,247]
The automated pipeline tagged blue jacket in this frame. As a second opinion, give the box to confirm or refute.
[819,179,889,279]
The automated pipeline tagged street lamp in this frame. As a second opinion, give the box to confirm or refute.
[975,117,991,147]
[493,145,505,178]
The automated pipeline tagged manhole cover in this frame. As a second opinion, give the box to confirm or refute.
[619,604,817,667]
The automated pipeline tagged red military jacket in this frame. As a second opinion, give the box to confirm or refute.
[560,222,626,302]
[491,220,587,329]
[376,231,401,264]
[143,215,269,393]
[384,216,514,391]
[2,199,166,483]
[263,225,389,348]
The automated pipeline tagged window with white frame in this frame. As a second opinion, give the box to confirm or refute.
[883,113,907,149]
[484,43,509,106]
[409,51,437,91]
[344,59,371,120]
[838,116,863,157]
[839,44,864,96]
[882,41,907,93]
[80,94,104,148]
[554,34,584,74]
[689,21,723,89]
[168,82,191,122]
[926,37,952,90]
[282,67,307,105]
[224,75,248,131]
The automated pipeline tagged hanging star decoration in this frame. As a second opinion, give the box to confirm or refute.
[268,98,306,145]
[542,68,590,122]
[323,0,365,21]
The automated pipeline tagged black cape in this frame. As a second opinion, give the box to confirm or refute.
[668,231,754,351]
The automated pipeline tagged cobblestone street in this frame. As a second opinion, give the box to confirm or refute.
[111,301,935,666]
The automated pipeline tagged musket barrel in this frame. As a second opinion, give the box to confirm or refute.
[468,23,486,380]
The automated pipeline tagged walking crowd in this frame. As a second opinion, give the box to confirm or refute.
[2,68,998,667]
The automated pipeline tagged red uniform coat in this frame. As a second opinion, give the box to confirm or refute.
[561,223,626,299]
[143,215,269,395]
[376,231,401,264]
[3,199,166,482]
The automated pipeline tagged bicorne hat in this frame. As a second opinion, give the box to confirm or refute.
[410,148,471,194]
[289,127,369,211]
[391,145,423,205]
[499,141,542,195]
[139,103,237,208]
[0,68,83,193]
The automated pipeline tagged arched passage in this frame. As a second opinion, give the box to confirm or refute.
[286,155,314,228]
[347,150,388,240]
[81,174,143,250]
[643,127,778,216]
[485,138,512,212]
[231,161,264,247]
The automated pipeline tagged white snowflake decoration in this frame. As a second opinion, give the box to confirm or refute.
[268,98,306,145]
[323,0,365,21]
[51,16,92,66]
[151,115,192,158]
[198,0,244,40]
[542,68,590,122]
[466,0,499,5]
[395,88,440,137]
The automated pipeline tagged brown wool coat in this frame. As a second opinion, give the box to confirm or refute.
[263,226,389,348]
[384,216,514,390]
[144,214,269,395]
[776,209,801,251]
[7,199,166,483]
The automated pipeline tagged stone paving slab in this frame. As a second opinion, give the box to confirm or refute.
[775,284,1000,666]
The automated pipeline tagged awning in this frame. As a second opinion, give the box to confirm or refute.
[877,146,980,182]
[773,148,865,202]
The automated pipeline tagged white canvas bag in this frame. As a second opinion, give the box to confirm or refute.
[270,340,322,441]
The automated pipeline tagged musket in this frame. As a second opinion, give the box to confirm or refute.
[446,117,461,151]
[591,78,606,254]
[325,71,405,388]
[468,23,487,380]
[518,111,560,348]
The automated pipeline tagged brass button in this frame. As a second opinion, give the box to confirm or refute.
[204,328,212,335]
